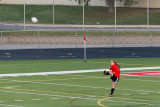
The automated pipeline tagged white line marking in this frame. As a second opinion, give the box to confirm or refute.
[0,79,9,80]
[140,93,149,95]
[0,101,4,103]
[121,94,131,96]
[70,74,160,83]
[15,100,23,102]
[5,86,21,88]
[0,89,97,100]
[32,99,41,101]
[71,97,81,98]
[0,90,159,106]
[0,104,23,107]
[51,98,60,100]
[1,78,160,94]
[105,100,158,106]
[0,67,160,77]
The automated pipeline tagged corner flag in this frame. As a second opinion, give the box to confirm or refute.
[84,35,87,41]
[84,35,87,62]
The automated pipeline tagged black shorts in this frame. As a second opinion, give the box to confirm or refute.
[111,75,119,83]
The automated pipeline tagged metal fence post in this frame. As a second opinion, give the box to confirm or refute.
[113,30,115,48]
[24,0,26,30]
[147,0,150,30]
[150,30,152,47]
[75,30,78,48]
[114,0,117,31]
[38,30,40,49]
[52,0,55,30]
[0,31,3,50]
[83,0,85,30]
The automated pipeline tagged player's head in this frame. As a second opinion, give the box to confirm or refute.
[111,60,120,69]
[111,60,116,65]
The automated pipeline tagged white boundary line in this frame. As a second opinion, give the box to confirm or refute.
[69,74,160,83]
[0,104,23,107]
[2,78,160,94]
[0,67,160,77]
[104,100,159,106]
[0,90,159,106]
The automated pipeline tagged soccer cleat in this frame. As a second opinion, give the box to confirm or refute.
[104,71,110,75]
[108,94,113,97]
[104,70,106,75]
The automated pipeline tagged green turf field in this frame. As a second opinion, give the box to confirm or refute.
[0,58,160,107]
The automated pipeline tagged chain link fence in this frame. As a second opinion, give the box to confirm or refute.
[0,0,159,30]
[0,30,160,50]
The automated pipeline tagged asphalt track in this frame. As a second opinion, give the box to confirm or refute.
[1,24,160,31]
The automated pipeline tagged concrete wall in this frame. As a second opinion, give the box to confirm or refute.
[0,0,160,8]
[0,0,106,6]
[1,47,160,60]
[118,0,160,8]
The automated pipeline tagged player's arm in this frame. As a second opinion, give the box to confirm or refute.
[109,65,112,70]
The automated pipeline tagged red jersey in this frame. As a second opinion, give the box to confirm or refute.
[109,64,120,78]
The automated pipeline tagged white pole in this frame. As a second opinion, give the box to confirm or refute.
[114,0,117,31]
[83,0,85,30]
[24,0,26,30]
[38,30,40,48]
[84,39,87,62]
[147,0,149,30]
[52,0,55,30]
[0,31,3,50]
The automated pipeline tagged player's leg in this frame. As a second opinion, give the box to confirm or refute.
[109,72,113,77]
[109,82,115,97]
[109,76,119,97]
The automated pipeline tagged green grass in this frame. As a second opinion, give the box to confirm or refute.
[2,30,160,37]
[0,4,160,25]
[0,58,160,107]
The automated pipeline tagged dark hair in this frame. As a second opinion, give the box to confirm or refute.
[112,60,120,69]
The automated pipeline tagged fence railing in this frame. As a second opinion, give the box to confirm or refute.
[0,30,160,50]
[0,0,159,30]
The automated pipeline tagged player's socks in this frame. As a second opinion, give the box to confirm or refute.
[110,88,115,95]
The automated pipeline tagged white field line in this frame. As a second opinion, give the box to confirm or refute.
[27,82,160,94]
[0,90,159,106]
[0,67,160,77]
[104,100,158,106]
[69,74,160,83]
[32,99,41,101]
[2,79,160,94]
[121,94,131,96]
[51,98,60,100]
[5,86,21,88]
[0,89,99,101]
[0,104,23,107]
[15,100,23,102]
[140,93,149,95]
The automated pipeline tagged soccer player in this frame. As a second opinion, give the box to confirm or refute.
[104,60,120,97]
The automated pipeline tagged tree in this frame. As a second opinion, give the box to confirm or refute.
[75,0,91,6]
[75,0,138,14]
[106,0,138,14]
